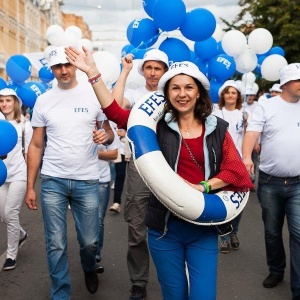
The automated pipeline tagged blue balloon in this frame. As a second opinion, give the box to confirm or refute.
[39,66,54,83]
[267,46,285,57]
[180,8,216,41]
[209,80,223,103]
[152,0,186,31]
[0,159,7,186]
[121,44,135,57]
[17,81,46,108]
[126,18,160,49]
[159,38,191,64]
[216,42,225,55]
[255,54,267,76]
[208,54,236,82]
[142,0,157,18]
[194,37,218,61]
[190,50,198,63]
[0,78,7,90]
[131,48,149,59]
[6,55,32,83]
[0,120,18,156]
[194,58,209,78]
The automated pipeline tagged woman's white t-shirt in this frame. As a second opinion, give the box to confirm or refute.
[213,107,244,156]
[4,117,33,182]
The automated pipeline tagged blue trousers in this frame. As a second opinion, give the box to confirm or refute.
[148,216,218,300]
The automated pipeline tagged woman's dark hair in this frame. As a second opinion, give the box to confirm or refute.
[218,86,243,110]
[163,74,213,123]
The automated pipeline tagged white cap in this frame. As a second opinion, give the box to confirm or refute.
[0,88,22,106]
[218,80,241,96]
[279,63,300,87]
[138,49,169,76]
[48,46,68,67]
[158,61,210,91]
[242,83,259,95]
[269,83,282,93]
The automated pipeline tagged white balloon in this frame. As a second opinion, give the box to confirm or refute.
[57,31,79,47]
[77,39,93,53]
[93,51,121,89]
[221,30,247,57]
[242,72,256,86]
[261,54,288,81]
[46,25,65,46]
[248,28,273,55]
[234,46,258,73]
[126,59,146,89]
[212,24,224,42]
[65,25,82,41]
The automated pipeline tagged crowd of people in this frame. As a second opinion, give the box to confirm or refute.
[1,44,300,300]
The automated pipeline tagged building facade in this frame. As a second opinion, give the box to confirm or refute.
[0,0,91,79]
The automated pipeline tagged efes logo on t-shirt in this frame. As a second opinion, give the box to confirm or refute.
[74,108,89,113]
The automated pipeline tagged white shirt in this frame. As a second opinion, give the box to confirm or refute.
[213,107,244,156]
[31,82,106,180]
[4,117,33,182]
[0,112,5,120]
[247,96,300,177]
[124,86,153,108]
[98,122,120,183]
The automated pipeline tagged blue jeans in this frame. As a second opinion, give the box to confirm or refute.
[148,217,218,300]
[97,181,110,260]
[257,171,300,298]
[40,175,99,300]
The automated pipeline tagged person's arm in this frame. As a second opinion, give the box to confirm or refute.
[93,120,114,145]
[98,148,118,161]
[65,46,115,109]
[242,131,261,176]
[25,127,45,210]
[111,54,133,108]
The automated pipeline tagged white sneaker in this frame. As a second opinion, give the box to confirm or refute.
[109,203,121,213]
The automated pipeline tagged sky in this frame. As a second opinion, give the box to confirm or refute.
[61,0,242,56]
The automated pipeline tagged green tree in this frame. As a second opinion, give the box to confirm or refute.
[224,0,300,63]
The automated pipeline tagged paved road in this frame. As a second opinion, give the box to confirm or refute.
[0,180,292,300]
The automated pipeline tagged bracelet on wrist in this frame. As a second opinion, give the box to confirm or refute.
[88,73,101,84]
[199,181,211,193]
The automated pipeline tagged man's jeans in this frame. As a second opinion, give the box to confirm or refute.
[97,181,110,260]
[257,170,300,298]
[40,175,99,300]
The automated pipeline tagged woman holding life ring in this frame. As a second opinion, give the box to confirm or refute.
[65,47,253,300]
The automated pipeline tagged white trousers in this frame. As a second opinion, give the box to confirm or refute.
[0,181,27,260]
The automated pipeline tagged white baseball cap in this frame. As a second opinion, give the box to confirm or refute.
[48,46,68,67]
[158,61,210,91]
[218,80,241,96]
[138,49,169,76]
[279,63,300,87]
[269,83,282,93]
[0,88,22,106]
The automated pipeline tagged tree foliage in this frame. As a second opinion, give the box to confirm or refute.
[221,0,300,63]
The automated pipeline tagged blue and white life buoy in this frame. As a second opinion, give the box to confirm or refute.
[127,91,249,225]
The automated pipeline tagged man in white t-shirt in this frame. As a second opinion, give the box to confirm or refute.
[111,49,169,300]
[242,63,300,299]
[24,47,114,299]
